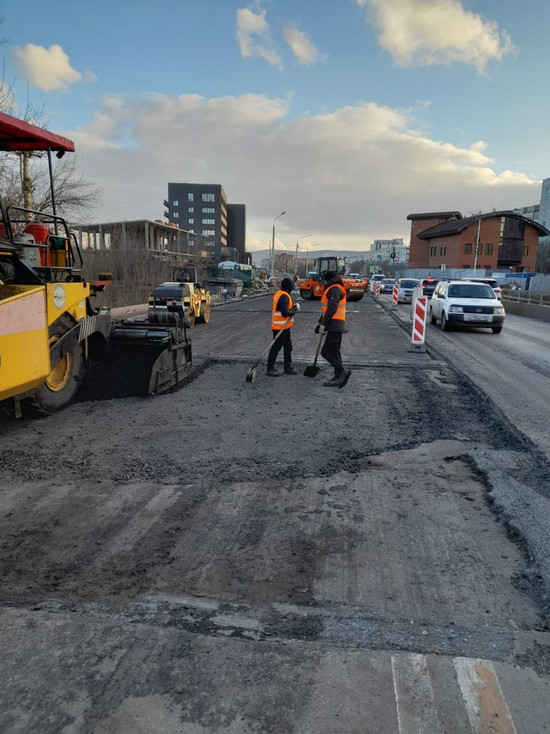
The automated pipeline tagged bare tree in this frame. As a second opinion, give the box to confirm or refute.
[0,57,102,221]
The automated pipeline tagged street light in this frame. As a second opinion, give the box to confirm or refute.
[271,211,286,277]
[294,234,312,277]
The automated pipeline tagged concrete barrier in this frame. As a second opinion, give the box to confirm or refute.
[501,299,550,323]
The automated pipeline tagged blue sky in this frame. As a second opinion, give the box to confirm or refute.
[1,0,549,252]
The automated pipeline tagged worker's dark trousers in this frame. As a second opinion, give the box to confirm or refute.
[267,329,292,369]
[321,330,343,377]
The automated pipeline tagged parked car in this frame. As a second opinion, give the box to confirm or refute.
[429,280,505,333]
[397,278,422,303]
[421,277,439,296]
[379,278,397,293]
[466,277,503,300]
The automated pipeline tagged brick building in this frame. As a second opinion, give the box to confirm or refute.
[407,211,549,272]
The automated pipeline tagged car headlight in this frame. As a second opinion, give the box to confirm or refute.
[494,306,505,314]
[448,305,463,313]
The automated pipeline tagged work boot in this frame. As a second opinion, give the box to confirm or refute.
[338,369,352,388]
[323,376,340,387]
[266,367,281,377]
[284,366,299,375]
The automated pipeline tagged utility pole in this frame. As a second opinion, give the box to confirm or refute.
[270,211,285,278]
[474,216,481,274]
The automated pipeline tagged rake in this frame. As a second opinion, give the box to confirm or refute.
[245,316,293,383]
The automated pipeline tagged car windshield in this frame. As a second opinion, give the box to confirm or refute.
[400,280,420,288]
[448,284,494,299]
[382,279,395,284]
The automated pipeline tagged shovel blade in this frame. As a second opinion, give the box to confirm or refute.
[303,365,320,377]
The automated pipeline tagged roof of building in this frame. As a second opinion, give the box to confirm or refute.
[416,211,550,239]
[406,211,462,221]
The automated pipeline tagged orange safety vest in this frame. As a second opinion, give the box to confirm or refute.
[321,283,346,321]
[271,290,294,330]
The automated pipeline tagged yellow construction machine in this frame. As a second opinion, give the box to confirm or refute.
[0,112,192,417]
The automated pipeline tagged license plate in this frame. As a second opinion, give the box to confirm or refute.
[464,314,491,322]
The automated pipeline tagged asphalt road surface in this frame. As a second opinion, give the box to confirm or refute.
[1,291,550,733]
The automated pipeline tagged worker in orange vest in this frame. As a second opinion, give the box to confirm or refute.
[314,271,351,388]
[267,277,300,376]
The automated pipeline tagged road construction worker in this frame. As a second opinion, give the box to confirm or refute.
[267,277,300,376]
[314,270,351,388]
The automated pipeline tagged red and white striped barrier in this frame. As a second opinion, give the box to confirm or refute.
[373,282,381,296]
[411,295,427,350]
[392,282,399,307]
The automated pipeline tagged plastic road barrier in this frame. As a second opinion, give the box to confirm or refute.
[392,282,399,307]
[411,295,427,348]
[373,282,381,296]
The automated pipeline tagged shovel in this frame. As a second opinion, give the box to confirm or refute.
[245,316,293,383]
[303,331,325,377]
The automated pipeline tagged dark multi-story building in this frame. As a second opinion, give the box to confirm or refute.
[227,203,247,263]
[165,183,227,262]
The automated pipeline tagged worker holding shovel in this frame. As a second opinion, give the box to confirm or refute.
[313,270,351,388]
[266,277,300,377]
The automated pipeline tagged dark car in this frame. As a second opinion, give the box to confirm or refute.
[421,278,439,296]
[379,278,397,293]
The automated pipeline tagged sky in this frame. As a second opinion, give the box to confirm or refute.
[1,0,550,254]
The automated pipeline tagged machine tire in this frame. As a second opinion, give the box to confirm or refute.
[440,312,450,331]
[492,325,503,334]
[429,307,437,324]
[197,300,211,324]
[185,308,196,329]
[300,288,313,300]
[31,318,83,414]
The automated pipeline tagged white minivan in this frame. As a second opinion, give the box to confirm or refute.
[429,280,505,333]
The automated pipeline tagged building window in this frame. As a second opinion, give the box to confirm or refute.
[463,265,470,269]
[173,212,179,219]
[476,243,482,255]
[187,193,194,202]
[202,193,215,202]
[202,218,215,225]
[189,239,194,247]
[202,229,215,236]
[430,246,436,256]
[202,207,215,213]
[440,246,446,255]
[188,218,194,224]
[485,243,493,255]
[464,243,472,254]
[523,246,529,256]
[188,207,194,213]
[172,200,179,206]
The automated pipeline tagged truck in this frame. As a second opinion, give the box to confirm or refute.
[297,256,365,301]
[0,111,192,417]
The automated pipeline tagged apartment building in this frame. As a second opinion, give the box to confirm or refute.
[165,183,227,262]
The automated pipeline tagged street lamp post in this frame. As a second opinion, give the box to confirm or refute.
[295,234,312,277]
[271,211,286,277]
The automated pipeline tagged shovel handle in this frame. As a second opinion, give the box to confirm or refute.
[312,330,325,367]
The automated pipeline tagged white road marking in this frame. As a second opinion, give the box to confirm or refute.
[392,653,442,733]
[454,657,517,733]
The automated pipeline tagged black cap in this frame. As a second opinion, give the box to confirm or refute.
[323,270,336,281]
[281,277,293,293]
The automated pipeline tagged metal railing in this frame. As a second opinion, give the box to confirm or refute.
[501,290,550,307]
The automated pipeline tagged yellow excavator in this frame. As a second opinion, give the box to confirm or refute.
[0,111,192,417]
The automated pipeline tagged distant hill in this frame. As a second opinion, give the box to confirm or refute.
[250,249,368,265]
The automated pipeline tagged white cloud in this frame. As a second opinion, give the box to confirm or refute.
[357,0,514,73]
[67,92,538,251]
[284,25,320,65]
[236,7,282,69]
[13,43,96,92]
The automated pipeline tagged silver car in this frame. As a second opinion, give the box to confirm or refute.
[397,278,421,303]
